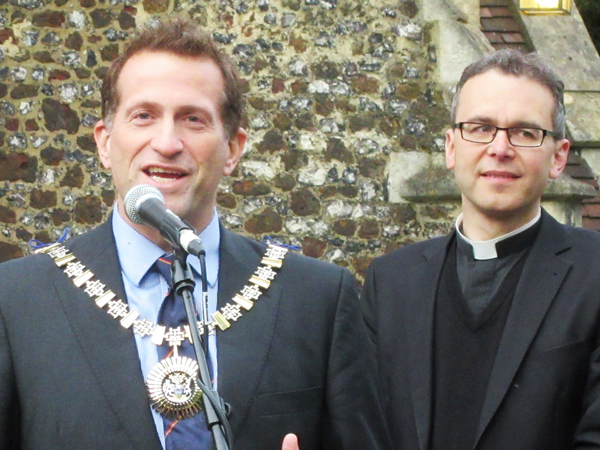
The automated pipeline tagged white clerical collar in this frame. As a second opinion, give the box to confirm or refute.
[455,210,541,260]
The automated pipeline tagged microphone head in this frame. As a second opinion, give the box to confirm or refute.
[124,184,165,224]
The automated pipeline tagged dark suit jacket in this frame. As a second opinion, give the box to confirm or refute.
[0,219,390,449]
[362,211,600,450]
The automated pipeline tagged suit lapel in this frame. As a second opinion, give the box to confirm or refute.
[474,213,572,446]
[59,220,162,450]
[216,228,283,437]
[405,235,452,450]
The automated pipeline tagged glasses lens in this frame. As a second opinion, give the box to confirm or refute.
[508,128,544,147]
[461,123,496,143]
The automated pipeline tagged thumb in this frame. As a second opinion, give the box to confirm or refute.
[281,433,299,450]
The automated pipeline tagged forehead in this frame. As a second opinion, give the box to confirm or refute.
[115,50,225,108]
[456,70,555,127]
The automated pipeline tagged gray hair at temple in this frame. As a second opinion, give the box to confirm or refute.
[450,49,567,140]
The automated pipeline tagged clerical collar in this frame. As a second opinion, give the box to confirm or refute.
[455,211,541,260]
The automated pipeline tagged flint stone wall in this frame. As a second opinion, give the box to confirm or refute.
[1,0,461,278]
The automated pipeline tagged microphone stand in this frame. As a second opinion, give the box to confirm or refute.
[171,247,233,450]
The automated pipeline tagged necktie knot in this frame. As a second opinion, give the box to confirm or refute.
[154,254,175,286]
[155,254,189,330]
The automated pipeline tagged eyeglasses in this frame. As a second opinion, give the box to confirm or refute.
[453,122,558,147]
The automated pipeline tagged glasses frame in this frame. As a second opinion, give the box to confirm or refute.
[453,122,558,148]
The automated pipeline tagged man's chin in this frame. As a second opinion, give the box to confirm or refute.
[163,202,195,225]
[478,203,535,221]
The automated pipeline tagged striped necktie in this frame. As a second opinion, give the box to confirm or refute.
[154,255,212,450]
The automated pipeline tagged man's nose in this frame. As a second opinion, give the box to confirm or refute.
[487,128,515,159]
[151,121,184,156]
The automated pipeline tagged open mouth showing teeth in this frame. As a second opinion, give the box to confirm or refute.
[145,168,185,182]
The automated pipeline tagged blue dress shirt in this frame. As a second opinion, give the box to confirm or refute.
[112,206,220,449]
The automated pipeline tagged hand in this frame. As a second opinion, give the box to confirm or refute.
[281,433,299,450]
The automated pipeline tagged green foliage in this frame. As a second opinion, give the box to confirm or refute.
[575,0,600,53]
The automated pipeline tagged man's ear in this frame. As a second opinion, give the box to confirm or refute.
[94,119,112,170]
[549,138,570,180]
[223,127,247,176]
[445,128,456,170]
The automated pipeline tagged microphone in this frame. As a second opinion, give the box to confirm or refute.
[124,184,205,257]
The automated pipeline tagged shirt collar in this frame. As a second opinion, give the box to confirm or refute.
[455,210,541,260]
[112,205,220,288]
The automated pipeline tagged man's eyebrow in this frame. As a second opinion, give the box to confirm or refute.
[122,100,159,115]
[462,115,494,124]
[178,104,214,116]
[122,101,215,119]
[464,116,544,129]
[509,120,545,129]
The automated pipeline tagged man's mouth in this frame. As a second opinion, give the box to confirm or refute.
[482,171,519,179]
[144,167,186,183]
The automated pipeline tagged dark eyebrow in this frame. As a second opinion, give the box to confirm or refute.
[123,100,159,116]
[508,120,545,129]
[178,105,214,117]
[123,101,216,123]
[464,115,494,125]
[465,116,544,129]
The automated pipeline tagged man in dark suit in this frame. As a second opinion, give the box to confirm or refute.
[363,49,600,449]
[0,18,390,450]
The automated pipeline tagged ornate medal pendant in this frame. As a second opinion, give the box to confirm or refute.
[146,355,204,420]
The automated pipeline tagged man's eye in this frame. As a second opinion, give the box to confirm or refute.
[513,128,537,139]
[470,124,493,134]
[135,112,151,120]
[185,116,208,128]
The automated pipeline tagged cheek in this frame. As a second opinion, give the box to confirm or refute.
[195,139,229,165]
[530,154,554,178]
[452,155,471,176]
[111,134,143,164]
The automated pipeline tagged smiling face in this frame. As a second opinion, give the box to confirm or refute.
[94,51,246,237]
[445,69,569,239]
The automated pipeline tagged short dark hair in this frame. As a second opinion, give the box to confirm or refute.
[100,17,243,139]
[451,49,566,139]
